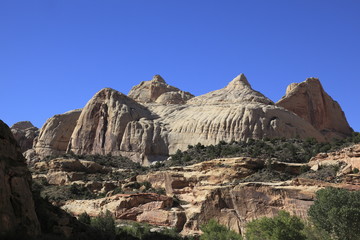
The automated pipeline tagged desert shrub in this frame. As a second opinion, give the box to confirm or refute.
[308,187,360,240]
[245,211,306,240]
[299,164,343,183]
[78,212,91,225]
[91,210,115,234]
[200,219,242,240]
[168,134,360,167]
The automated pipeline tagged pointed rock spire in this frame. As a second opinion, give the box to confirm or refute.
[152,74,166,83]
[226,73,251,89]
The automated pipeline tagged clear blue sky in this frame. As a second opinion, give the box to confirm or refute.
[1,0,359,132]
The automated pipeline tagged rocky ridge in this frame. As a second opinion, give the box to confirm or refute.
[25,74,352,164]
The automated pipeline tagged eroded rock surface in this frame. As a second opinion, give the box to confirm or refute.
[0,120,40,236]
[34,109,81,159]
[128,75,194,104]
[29,74,353,163]
[309,144,360,171]
[277,78,353,139]
[63,193,186,231]
[68,88,169,164]
[10,121,39,152]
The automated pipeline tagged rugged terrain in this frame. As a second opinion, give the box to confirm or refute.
[4,74,357,238]
[28,74,352,165]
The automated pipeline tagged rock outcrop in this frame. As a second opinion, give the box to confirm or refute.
[63,193,186,231]
[277,78,353,139]
[128,75,194,104]
[153,74,326,153]
[29,74,353,164]
[0,120,41,236]
[10,121,39,152]
[60,156,356,235]
[309,144,360,171]
[68,88,169,164]
[34,109,82,159]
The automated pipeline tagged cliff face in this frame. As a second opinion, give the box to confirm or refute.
[277,78,353,139]
[26,74,352,164]
[34,109,82,158]
[154,74,326,153]
[68,88,169,164]
[10,121,39,153]
[0,120,40,236]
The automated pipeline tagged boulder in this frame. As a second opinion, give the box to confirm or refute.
[277,78,353,139]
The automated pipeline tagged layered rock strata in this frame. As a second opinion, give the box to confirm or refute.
[277,78,353,139]
[0,120,41,236]
[61,156,360,235]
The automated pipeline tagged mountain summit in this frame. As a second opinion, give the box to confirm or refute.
[30,74,351,164]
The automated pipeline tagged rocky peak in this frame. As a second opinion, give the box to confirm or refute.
[188,73,273,105]
[128,75,194,104]
[226,73,251,90]
[11,121,35,130]
[277,78,353,139]
[152,74,166,83]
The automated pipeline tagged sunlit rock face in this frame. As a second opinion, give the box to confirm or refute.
[68,88,169,165]
[277,78,353,140]
[0,120,41,236]
[28,74,355,164]
[128,74,194,104]
[34,109,82,159]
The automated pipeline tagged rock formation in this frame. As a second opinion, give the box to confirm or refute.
[63,193,186,231]
[68,88,169,164]
[10,121,39,152]
[27,74,354,164]
[152,74,326,153]
[309,144,360,171]
[34,109,82,159]
[128,75,194,104]
[277,78,353,139]
[60,155,360,235]
[0,120,41,236]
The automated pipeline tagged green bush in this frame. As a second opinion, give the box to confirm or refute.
[91,210,115,234]
[78,212,91,225]
[245,211,306,240]
[200,219,242,240]
[308,187,360,240]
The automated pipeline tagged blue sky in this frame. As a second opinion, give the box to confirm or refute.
[1,0,359,132]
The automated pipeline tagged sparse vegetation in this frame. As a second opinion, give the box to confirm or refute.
[169,133,360,167]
